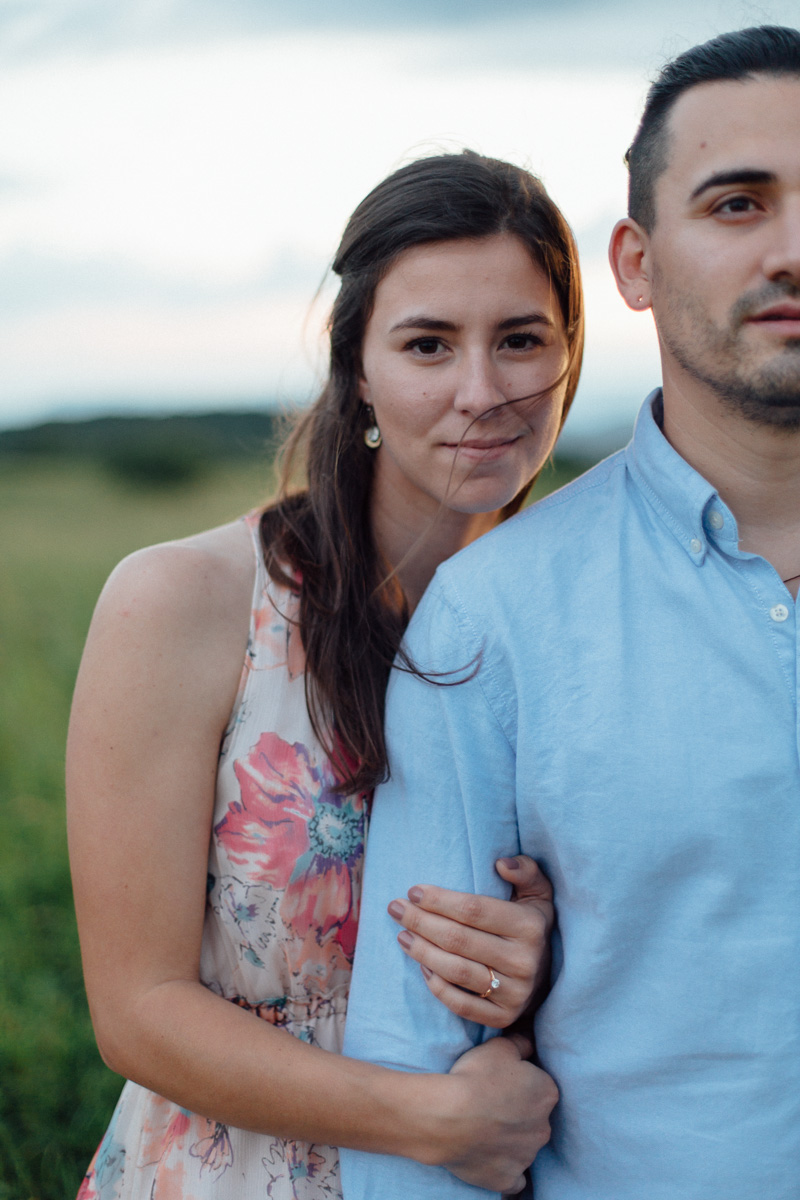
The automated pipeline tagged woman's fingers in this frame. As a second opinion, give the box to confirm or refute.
[388,894,547,967]
[444,1037,557,1191]
[496,855,554,915]
[388,900,539,986]
[503,1030,534,1061]
[394,928,532,1026]
[400,863,551,936]
[388,856,554,1026]
[413,967,524,1029]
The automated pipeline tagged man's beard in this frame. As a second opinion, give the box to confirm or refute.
[657,281,800,432]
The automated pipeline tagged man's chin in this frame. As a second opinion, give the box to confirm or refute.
[727,392,800,431]
[716,354,800,429]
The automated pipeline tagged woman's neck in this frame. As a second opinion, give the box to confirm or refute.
[370,480,500,613]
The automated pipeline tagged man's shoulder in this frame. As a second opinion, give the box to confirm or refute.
[436,449,628,590]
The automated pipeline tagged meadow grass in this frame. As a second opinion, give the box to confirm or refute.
[0,457,273,1199]
[0,451,580,1199]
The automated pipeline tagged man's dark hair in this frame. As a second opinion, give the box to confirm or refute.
[626,25,800,230]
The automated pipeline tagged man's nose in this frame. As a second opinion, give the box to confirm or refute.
[454,352,506,418]
[763,199,800,285]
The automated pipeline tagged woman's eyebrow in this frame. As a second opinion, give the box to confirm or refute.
[389,316,457,333]
[389,313,553,333]
[497,313,553,331]
[689,167,776,201]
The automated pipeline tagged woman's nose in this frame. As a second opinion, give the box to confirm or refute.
[453,353,505,417]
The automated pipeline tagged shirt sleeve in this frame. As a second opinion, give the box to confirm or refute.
[340,578,519,1200]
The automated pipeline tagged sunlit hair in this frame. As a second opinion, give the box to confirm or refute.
[626,25,800,231]
[260,150,584,793]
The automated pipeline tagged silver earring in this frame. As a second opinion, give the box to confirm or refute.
[363,406,382,449]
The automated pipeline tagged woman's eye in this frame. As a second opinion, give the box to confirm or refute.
[503,333,543,350]
[408,338,445,356]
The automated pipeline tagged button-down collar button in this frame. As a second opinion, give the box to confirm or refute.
[770,604,789,623]
[690,538,703,554]
[708,511,724,530]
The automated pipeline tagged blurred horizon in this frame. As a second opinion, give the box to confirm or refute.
[1,0,798,441]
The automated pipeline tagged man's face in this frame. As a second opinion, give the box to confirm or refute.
[646,74,800,429]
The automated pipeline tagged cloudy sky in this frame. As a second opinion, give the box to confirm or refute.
[1,0,798,443]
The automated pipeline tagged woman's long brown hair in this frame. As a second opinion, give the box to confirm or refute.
[260,151,584,793]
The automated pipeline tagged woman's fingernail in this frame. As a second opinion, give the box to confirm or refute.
[498,856,520,870]
[421,965,433,980]
[388,900,405,920]
[407,886,423,904]
[397,930,414,949]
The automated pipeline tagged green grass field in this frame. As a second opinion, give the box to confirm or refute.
[0,452,582,1199]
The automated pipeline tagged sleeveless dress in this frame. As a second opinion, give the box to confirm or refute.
[77,512,368,1200]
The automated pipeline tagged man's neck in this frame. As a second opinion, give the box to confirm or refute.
[661,377,800,600]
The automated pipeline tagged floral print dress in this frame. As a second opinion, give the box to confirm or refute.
[77,513,367,1200]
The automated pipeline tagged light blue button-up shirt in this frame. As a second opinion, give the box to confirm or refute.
[340,393,800,1200]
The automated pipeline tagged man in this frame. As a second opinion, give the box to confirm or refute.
[340,24,800,1200]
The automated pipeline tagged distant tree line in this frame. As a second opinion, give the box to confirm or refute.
[0,410,286,486]
[0,407,610,490]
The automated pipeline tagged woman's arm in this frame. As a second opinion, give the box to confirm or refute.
[67,524,554,1193]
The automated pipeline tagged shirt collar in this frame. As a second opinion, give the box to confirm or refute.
[624,390,738,566]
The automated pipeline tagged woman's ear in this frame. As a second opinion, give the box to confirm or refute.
[608,218,652,312]
[358,372,370,405]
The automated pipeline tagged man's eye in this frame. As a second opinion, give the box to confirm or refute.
[715,195,759,214]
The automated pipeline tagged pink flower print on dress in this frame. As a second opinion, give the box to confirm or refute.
[217,734,320,888]
[280,782,364,980]
[138,1098,192,1166]
[189,1122,234,1179]
[216,733,365,986]
[252,587,305,679]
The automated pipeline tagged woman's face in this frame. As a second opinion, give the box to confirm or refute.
[359,232,570,521]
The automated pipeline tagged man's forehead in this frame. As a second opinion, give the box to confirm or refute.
[660,74,800,193]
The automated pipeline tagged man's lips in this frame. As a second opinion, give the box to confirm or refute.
[747,303,800,324]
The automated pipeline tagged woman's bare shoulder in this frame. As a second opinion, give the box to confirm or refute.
[82,518,258,707]
[100,518,254,626]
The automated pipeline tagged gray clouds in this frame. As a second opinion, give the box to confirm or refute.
[3,0,796,74]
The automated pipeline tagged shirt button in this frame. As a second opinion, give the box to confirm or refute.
[708,511,724,530]
[690,538,703,554]
[770,604,789,623]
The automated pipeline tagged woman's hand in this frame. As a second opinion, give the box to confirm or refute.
[388,855,553,1029]
[436,1032,557,1193]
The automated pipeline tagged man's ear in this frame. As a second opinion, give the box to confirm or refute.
[608,218,652,312]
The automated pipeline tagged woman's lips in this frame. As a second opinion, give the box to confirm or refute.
[441,436,521,461]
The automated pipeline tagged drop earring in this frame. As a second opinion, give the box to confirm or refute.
[363,406,382,449]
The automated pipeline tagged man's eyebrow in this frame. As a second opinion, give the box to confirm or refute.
[689,168,777,201]
[389,312,553,333]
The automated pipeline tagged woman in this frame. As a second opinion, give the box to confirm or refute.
[67,150,583,1199]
